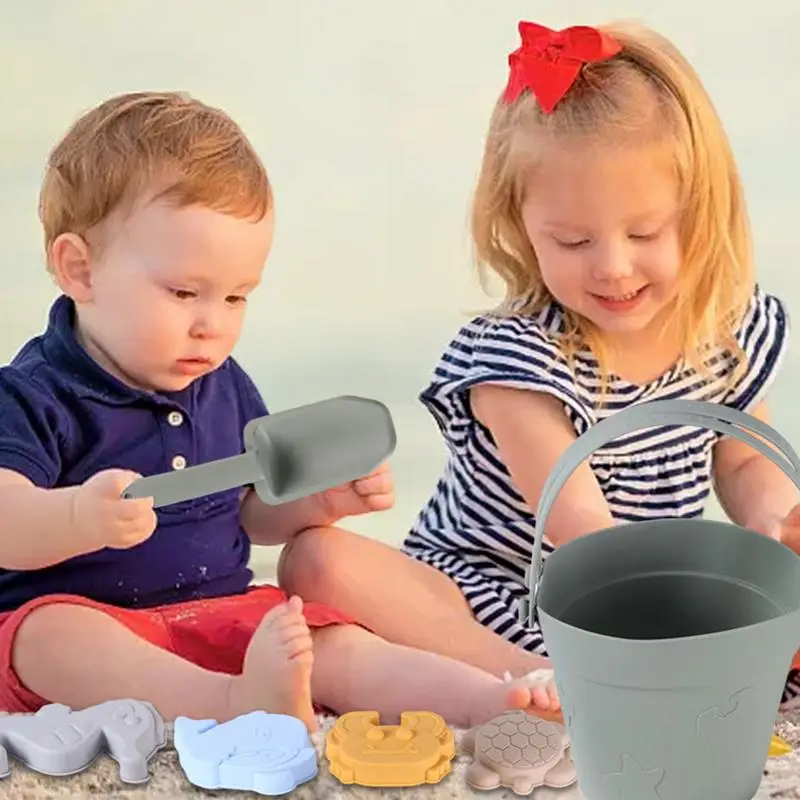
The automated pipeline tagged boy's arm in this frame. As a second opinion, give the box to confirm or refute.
[470,384,614,546]
[0,368,101,569]
[712,401,799,538]
[238,488,332,546]
[0,469,98,569]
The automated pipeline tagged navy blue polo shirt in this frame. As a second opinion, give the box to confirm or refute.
[0,295,268,612]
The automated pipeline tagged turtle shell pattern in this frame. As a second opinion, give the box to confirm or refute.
[474,710,566,770]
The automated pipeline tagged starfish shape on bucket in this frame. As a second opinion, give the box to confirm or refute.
[604,754,664,798]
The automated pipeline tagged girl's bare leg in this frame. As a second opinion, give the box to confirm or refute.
[12,597,318,730]
[311,621,558,729]
[279,526,551,679]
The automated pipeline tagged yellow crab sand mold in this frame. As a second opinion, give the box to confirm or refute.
[325,710,456,787]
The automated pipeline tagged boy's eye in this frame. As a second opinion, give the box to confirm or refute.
[170,288,196,300]
[226,295,247,305]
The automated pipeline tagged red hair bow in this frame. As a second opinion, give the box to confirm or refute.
[503,22,623,113]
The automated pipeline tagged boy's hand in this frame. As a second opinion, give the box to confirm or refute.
[315,462,394,523]
[72,469,158,551]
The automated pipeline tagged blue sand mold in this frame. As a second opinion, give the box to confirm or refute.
[174,711,317,795]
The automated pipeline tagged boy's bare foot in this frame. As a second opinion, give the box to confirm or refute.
[228,595,317,732]
[467,670,562,728]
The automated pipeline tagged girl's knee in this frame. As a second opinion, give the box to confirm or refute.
[311,621,375,658]
[278,526,346,593]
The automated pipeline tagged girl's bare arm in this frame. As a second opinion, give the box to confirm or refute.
[712,402,799,538]
[470,384,614,546]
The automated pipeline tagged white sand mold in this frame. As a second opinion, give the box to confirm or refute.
[0,700,167,783]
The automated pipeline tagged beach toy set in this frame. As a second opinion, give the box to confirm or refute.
[0,699,789,795]
[2,397,798,795]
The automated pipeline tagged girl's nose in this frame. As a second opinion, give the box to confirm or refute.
[590,241,634,281]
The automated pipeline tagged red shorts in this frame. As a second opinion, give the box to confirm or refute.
[0,584,359,713]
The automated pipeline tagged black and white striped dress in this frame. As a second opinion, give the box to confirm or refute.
[403,285,800,700]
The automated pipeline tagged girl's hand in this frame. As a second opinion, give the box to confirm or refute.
[779,504,800,553]
[315,462,394,523]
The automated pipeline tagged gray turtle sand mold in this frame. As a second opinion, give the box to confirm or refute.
[462,710,577,795]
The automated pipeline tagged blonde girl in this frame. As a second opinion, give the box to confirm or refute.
[280,19,800,710]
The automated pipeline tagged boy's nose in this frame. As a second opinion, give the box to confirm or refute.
[189,313,224,339]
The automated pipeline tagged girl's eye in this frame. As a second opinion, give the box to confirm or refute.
[226,295,247,305]
[630,231,660,242]
[170,288,196,300]
[555,239,589,250]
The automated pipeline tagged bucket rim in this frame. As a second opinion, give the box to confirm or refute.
[538,599,800,646]
[543,516,800,557]
[536,519,800,640]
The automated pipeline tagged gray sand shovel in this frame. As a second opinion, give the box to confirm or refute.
[121,395,396,507]
[521,398,800,800]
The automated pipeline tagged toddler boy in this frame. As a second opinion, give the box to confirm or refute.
[0,92,554,730]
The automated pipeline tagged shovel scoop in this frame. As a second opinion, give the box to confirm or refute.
[121,395,396,508]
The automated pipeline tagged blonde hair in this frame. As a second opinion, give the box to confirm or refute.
[471,20,752,385]
[39,91,272,269]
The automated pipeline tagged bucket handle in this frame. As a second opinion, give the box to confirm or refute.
[522,398,800,626]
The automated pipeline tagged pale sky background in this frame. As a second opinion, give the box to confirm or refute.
[1,1,798,578]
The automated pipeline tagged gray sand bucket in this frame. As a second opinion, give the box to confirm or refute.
[521,399,800,800]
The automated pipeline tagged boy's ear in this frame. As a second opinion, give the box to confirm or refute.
[48,233,94,302]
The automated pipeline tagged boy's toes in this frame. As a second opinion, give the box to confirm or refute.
[275,610,311,641]
[286,595,304,613]
[260,601,293,628]
[285,630,314,661]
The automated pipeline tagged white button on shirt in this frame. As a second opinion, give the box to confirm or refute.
[171,455,187,470]
[167,411,184,426]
